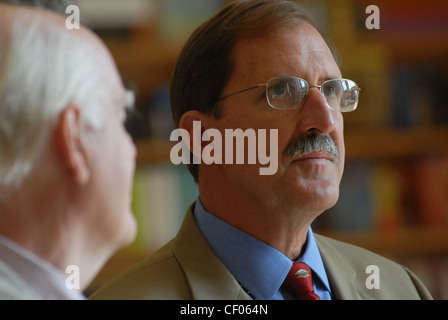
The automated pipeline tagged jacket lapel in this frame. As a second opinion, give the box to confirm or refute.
[171,204,375,300]
[173,204,250,300]
[315,234,377,300]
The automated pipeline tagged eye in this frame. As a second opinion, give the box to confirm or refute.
[323,83,336,97]
[268,78,304,99]
[269,81,289,98]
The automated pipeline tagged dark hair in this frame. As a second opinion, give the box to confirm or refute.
[170,0,329,182]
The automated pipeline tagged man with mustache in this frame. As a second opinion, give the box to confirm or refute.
[91,0,432,300]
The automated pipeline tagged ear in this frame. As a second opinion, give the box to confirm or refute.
[54,105,90,185]
[178,110,210,161]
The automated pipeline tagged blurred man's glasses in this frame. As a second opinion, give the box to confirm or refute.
[218,76,360,112]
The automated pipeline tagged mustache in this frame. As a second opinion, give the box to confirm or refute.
[284,134,339,160]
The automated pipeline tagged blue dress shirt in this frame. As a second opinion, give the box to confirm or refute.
[194,198,332,300]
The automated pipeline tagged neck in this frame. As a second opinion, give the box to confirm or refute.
[0,187,109,290]
[199,175,316,260]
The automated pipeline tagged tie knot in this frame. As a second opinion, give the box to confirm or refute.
[284,262,320,300]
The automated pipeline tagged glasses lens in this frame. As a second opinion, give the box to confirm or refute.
[323,79,359,112]
[266,77,308,110]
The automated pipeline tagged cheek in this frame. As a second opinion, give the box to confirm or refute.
[116,132,136,188]
[332,128,345,188]
[334,118,345,164]
[99,125,136,200]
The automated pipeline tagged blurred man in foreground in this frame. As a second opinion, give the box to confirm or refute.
[0,4,137,299]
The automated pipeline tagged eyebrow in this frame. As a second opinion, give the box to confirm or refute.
[316,75,342,85]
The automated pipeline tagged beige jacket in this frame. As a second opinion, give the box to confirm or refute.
[90,204,432,300]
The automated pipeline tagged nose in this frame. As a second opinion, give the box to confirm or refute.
[297,87,336,135]
[309,84,323,94]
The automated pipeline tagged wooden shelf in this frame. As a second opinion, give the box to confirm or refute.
[135,139,175,164]
[344,127,448,160]
[320,227,448,257]
[105,37,183,104]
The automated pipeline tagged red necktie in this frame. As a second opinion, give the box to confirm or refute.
[284,262,320,300]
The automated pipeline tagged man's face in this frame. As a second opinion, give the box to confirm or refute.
[207,22,345,217]
[86,67,137,250]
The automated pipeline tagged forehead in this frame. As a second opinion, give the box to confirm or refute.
[230,22,341,85]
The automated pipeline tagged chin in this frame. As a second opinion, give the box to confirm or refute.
[290,183,340,213]
[314,190,339,212]
[110,209,138,250]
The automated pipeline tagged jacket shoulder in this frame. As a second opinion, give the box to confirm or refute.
[89,239,192,300]
[315,234,396,266]
[315,234,433,299]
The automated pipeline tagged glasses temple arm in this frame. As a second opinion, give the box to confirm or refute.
[218,83,267,101]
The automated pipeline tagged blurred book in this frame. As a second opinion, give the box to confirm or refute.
[125,83,175,140]
[371,163,404,233]
[322,160,375,232]
[337,43,392,130]
[412,154,448,227]
[318,160,410,233]
[391,64,448,129]
[399,255,448,300]
[379,0,448,34]
[131,164,198,252]
[157,0,225,40]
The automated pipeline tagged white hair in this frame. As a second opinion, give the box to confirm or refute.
[0,6,116,189]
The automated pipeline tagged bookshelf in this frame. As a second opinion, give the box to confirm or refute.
[87,0,448,298]
[322,227,448,257]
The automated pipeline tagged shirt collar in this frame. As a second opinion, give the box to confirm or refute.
[0,234,85,300]
[194,198,331,300]
[297,228,332,294]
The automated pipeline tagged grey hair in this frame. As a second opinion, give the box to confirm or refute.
[0,5,112,189]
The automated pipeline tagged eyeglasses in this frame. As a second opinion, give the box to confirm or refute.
[218,76,360,112]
